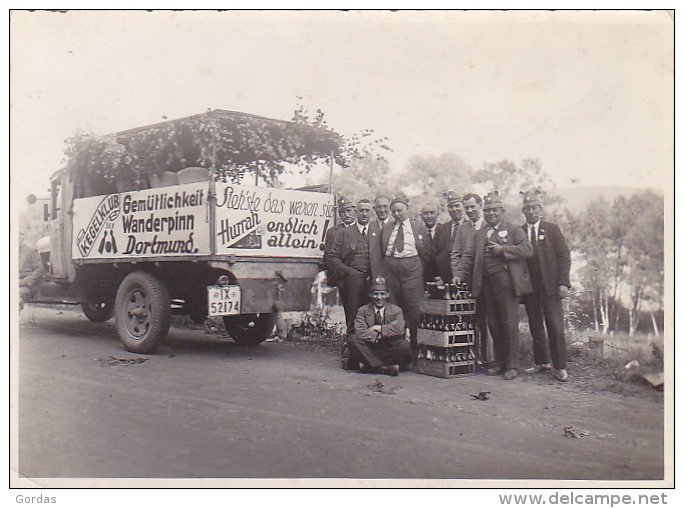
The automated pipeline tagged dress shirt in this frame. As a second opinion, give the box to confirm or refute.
[386,219,418,258]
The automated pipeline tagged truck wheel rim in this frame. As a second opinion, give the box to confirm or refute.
[124,288,151,339]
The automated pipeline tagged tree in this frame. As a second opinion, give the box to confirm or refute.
[287,99,394,200]
[396,153,473,219]
[567,191,664,335]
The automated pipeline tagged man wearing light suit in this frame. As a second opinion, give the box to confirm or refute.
[371,195,430,357]
[454,191,533,380]
[346,276,412,376]
[520,190,572,382]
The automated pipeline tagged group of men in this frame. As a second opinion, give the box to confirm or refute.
[324,189,571,382]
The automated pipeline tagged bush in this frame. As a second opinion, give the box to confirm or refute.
[286,307,347,352]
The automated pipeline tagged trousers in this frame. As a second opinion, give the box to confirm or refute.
[384,255,423,352]
[481,271,521,371]
[347,337,412,368]
[524,290,567,369]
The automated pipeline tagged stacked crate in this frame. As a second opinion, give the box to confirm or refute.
[416,283,477,378]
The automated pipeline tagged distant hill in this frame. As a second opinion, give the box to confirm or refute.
[555,186,664,213]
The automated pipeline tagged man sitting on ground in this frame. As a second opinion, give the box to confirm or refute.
[344,276,412,376]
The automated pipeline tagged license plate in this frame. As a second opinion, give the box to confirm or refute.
[207,285,241,316]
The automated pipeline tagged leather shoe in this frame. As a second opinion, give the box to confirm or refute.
[380,364,399,377]
[503,369,519,380]
[359,362,372,374]
[524,363,552,374]
[554,369,569,382]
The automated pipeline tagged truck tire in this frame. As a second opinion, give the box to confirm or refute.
[223,313,277,346]
[115,271,171,354]
[81,301,115,322]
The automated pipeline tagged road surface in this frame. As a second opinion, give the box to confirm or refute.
[14,307,665,484]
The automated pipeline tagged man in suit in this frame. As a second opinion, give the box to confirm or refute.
[373,195,392,230]
[420,202,440,283]
[520,190,572,382]
[345,276,412,376]
[451,192,490,369]
[329,199,376,335]
[323,196,356,289]
[433,191,464,282]
[371,195,430,358]
[454,191,533,380]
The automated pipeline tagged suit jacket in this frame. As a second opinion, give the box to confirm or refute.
[370,218,430,278]
[433,220,460,281]
[328,222,381,278]
[450,221,478,286]
[355,302,406,341]
[522,220,571,297]
[323,223,348,287]
[457,220,534,298]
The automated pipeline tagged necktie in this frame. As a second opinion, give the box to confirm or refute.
[362,226,367,238]
[375,310,382,325]
[450,223,458,250]
[394,221,404,253]
[531,225,537,248]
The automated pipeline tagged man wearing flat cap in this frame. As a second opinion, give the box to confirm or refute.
[454,191,533,380]
[371,195,430,359]
[323,196,356,289]
[520,190,572,382]
[345,276,412,376]
[433,191,465,283]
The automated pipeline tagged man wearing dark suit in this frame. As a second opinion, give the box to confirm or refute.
[433,191,464,283]
[454,192,533,380]
[451,192,490,368]
[420,202,440,283]
[329,199,376,335]
[371,196,430,357]
[520,190,572,382]
[323,196,356,289]
[346,276,412,376]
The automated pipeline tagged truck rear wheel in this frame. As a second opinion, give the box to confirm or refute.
[115,271,171,354]
[81,301,115,322]
[223,313,277,346]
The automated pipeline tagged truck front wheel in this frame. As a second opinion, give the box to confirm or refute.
[115,271,171,354]
[223,313,277,346]
[81,301,115,322]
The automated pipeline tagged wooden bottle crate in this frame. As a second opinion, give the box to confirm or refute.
[418,344,475,362]
[416,359,476,378]
[421,298,476,315]
[417,328,475,347]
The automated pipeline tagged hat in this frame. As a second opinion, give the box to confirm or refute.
[337,196,355,211]
[445,191,462,206]
[521,189,542,208]
[483,191,504,210]
[369,276,389,292]
[390,194,409,207]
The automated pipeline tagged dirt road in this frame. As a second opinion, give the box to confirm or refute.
[14,307,665,484]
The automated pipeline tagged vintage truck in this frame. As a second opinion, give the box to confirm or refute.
[24,110,342,353]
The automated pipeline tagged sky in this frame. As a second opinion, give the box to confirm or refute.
[10,10,673,200]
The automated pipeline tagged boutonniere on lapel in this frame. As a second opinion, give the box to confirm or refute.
[538,228,545,241]
[498,230,508,243]
[418,234,423,242]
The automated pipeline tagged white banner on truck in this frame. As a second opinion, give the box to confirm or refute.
[72,182,211,260]
[214,182,334,258]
